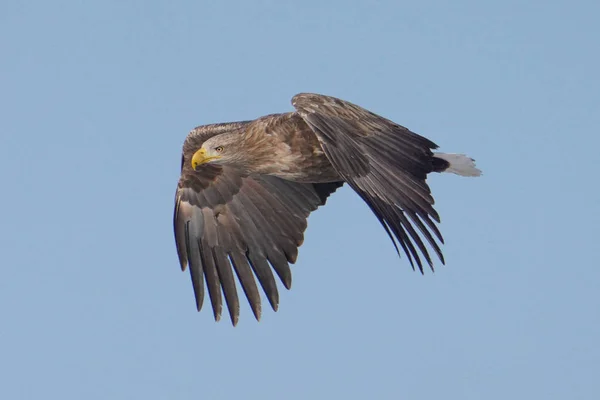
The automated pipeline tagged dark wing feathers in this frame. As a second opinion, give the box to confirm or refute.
[292,93,445,272]
[175,150,341,324]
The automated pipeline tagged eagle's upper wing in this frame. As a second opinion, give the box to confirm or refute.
[174,144,341,325]
[292,93,445,272]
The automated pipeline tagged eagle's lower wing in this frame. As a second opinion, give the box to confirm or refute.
[174,163,341,325]
[292,93,445,272]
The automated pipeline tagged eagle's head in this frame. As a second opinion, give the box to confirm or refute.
[191,132,249,170]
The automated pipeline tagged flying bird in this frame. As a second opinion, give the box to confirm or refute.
[174,93,481,325]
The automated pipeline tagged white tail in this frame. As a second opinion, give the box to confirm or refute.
[434,153,482,177]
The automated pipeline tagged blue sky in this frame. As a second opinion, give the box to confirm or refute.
[1,1,599,399]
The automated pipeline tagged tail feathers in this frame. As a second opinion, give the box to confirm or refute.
[433,153,482,177]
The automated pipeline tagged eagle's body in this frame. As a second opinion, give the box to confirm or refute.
[174,93,481,325]
[184,112,341,183]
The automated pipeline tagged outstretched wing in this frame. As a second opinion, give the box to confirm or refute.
[292,93,445,272]
[174,147,341,325]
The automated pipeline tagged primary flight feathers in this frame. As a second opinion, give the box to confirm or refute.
[174,93,481,325]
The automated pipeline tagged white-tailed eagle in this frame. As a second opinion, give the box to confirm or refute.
[174,93,481,325]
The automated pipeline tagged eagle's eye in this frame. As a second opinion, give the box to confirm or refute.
[215,146,224,153]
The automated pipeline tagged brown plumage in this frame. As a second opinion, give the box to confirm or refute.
[174,93,481,325]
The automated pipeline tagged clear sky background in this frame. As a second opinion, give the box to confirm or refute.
[1,1,599,399]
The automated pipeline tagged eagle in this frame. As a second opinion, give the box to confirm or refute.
[174,93,481,325]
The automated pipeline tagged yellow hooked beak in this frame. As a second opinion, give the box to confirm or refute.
[191,148,221,170]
